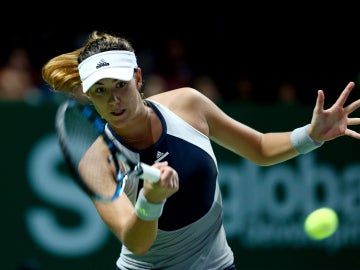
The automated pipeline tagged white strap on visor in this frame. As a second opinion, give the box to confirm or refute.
[78,50,138,93]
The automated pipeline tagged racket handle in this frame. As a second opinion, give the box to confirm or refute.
[139,162,161,183]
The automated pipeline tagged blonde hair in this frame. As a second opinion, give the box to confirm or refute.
[41,31,135,98]
[41,49,82,96]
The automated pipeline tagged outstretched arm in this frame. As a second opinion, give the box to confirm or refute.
[202,81,360,166]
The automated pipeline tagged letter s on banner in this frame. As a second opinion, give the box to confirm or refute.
[25,133,110,257]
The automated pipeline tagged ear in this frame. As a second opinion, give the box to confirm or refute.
[135,69,144,91]
[135,68,143,86]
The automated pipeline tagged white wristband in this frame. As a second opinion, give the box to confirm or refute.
[290,124,324,154]
[134,189,166,221]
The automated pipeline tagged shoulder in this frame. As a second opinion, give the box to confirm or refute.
[148,87,206,110]
[148,87,200,100]
[148,87,217,136]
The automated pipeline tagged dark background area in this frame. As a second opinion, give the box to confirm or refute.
[2,5,360,105]
[2,5,360,270]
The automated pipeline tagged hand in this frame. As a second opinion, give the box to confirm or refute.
[308,81,360,142]
[143,161,179,203]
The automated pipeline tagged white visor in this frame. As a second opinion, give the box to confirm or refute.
[78,50,138,93]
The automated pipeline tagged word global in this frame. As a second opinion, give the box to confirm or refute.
[26,134,360,257]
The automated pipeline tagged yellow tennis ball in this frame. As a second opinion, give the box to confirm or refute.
[304,207,338,240]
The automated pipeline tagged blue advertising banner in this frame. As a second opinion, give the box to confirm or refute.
[2,101,360,270]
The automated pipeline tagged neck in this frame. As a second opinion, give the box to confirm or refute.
[120,103,153,146]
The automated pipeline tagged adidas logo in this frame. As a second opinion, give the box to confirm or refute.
[156,151,163,159]
[155,151,169,162]
[96,59,110,69]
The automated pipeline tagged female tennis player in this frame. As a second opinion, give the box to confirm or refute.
[41,30,360,270]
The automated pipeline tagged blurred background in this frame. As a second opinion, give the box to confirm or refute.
[2,6,360,269]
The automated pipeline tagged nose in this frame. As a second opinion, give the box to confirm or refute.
[110,88,121,103]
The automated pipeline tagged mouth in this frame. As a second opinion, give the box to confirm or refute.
[111,108,125,116]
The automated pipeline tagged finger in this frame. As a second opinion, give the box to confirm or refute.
[334,81,355,108]
[313,90,325,114]
[171,176,178,189]
[347,117,360,125]
[344,128,360,140]
[153,161,168,170]
[345,99,360,115]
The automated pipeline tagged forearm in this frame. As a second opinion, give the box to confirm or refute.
[259,131,299,166]
[122,189,166,254]
[259,125,324,166]
[121,216,158,255]
[94,194,161,256]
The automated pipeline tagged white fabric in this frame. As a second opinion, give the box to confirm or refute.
[290,124,324,154]
[109,100,234,270]
[78,50,138,93]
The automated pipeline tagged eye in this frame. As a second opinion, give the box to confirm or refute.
[116,81,127,88]
[93,87,106,94]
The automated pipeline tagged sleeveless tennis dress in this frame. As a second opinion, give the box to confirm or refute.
[105,100,234,270]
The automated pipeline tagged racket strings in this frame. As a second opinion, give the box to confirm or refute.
[59,102,122,201]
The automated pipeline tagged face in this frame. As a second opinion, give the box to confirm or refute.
[86,70,143,128]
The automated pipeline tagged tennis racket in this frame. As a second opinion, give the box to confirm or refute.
[55,99,161,203]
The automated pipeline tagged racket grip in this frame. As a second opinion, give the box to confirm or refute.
[139,162,161,183]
